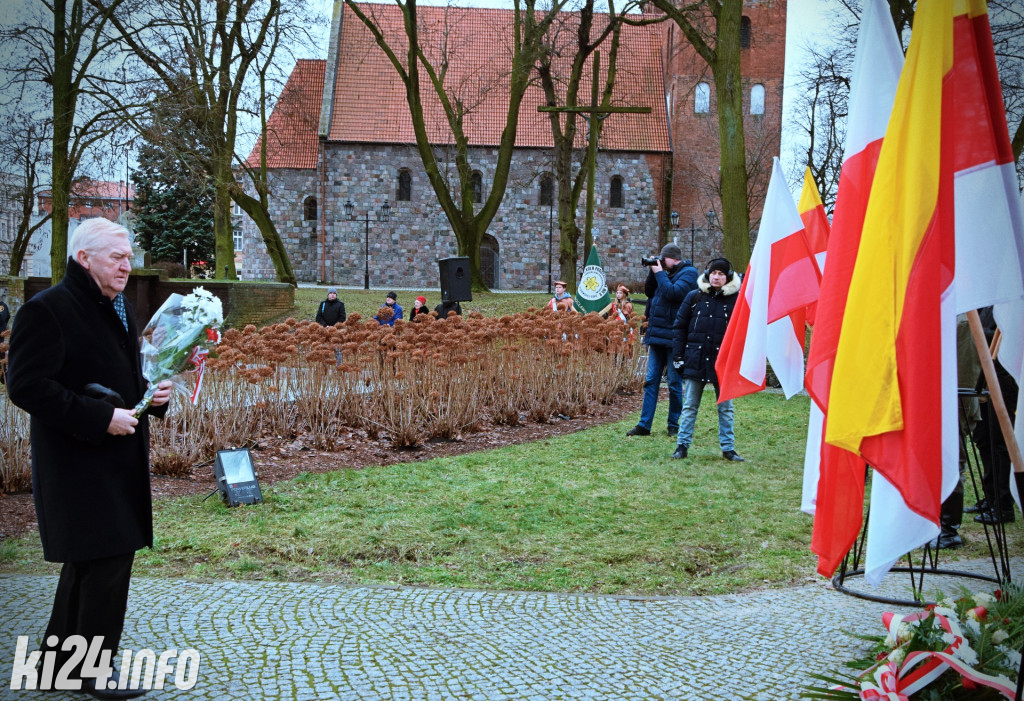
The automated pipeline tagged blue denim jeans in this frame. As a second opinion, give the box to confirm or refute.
[638,344,682,431]
[676,379,735,451]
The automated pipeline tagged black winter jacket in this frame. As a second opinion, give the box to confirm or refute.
[672,273,741,384]
[316,298,347,326]
[642,262,698,348]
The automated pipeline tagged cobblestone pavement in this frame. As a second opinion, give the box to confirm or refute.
[2,559,1020,700]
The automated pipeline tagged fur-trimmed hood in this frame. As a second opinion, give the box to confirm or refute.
[696,272,741,296]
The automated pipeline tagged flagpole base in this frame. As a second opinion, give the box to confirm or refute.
[830,389,1014,608]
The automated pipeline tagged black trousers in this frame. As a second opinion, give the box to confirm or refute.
[42,551,135,668]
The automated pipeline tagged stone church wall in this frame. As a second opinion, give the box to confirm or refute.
[238,144,667,291]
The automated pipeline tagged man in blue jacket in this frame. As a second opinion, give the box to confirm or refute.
[625,243,698,437]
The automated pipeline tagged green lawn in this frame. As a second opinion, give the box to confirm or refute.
[2,389,1014,595]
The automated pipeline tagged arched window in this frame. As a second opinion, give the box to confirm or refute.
[740,16,751,49]
[750,84,765,115]
[695,83,710,114]
[303,196,317,221]
[539,174,554,206]
[609,176,624,209]
[470,171,483,203]
[397,169,412,201]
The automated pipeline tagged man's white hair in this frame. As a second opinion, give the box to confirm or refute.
[68,218,131,259]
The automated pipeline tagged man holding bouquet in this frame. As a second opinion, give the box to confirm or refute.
[7,218,173,698]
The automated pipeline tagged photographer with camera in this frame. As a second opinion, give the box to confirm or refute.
[625,243,698,437]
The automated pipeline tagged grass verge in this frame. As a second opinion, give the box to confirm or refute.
[2,391,1016,595]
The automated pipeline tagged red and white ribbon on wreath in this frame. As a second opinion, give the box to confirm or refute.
[186,346,210,405]
[861,610,1017,699]
[899,649,1016,698]
[858,661,908,700]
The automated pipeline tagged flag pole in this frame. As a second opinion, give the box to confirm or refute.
[966,310,1023,478]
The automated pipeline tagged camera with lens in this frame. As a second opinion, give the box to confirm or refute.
[641,256,662,267]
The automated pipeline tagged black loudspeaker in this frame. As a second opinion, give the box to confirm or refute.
[438,257,473,303]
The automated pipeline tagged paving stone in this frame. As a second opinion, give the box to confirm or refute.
[0,557,1020,700]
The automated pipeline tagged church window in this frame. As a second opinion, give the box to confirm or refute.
[539,174,554,206]
[303,196,317,221]
[695,83,710,114]
[397,169,412,201]
[750,84,765,115]
[740,16,751,49]
[610,176,624,208]
[470,171,483,203]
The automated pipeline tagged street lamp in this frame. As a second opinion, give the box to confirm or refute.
[345,199,391,290]
[669,210,687,262]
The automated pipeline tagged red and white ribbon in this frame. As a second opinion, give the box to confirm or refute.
[186,346,209,405]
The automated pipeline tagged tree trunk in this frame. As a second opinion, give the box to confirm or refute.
[212,154,236,280]
[713,0,751,270]
[50,0,75,284]
[231,190,297,286]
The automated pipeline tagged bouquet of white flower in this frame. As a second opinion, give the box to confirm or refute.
[132,287,224,417]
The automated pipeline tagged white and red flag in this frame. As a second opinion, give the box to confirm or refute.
[716,158,818,402]
[802,0,903,569]
[826,0,1024,586]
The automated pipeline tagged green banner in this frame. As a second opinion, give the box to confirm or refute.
[575,244,611,315]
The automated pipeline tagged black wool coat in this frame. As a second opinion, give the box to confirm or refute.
[671,273,741,385]
[7,259,165,563]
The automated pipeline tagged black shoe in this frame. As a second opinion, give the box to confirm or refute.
[974,508,1015,525]
[626,426,651,436]
[671,444,687,459]
[722,450,745,462]
[83,668,148,699]
[929,528,964,550]
[667,425,679,437]
[964,499,988,514]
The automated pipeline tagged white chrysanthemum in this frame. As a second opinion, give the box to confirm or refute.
[897,622,916,643]
[962,618,982,638]
[181,287,224,327]
[933,606,956,618]
[888,647,906,666]
[991,629,1009,644]
[997,646,1022,668]
[953,642,979,666]
[938,597,956,610]
[942,632,958,646]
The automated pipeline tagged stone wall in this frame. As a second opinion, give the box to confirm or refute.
[238,145,669,290]
[17,273,293,330]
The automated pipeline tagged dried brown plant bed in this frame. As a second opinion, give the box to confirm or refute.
[1,308,646,539]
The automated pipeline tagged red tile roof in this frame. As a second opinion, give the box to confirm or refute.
[330,4,670,152]
[246,59,326,169]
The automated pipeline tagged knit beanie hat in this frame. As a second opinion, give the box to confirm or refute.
[660,243,683,261]
[416,296,426,304]
[327,287,337,295]
[387,291,397,301]
[707,258,732,275]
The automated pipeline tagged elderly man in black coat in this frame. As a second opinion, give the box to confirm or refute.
[7,218,172,698]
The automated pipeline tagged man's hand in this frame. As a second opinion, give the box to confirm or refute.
[650,259,664,274]
[150,380,174,408]
[107,408,138,436]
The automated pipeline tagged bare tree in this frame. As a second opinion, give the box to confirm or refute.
[535,1,654,291]
[0,0,139,283]
[97,0,308,283]
[791,0,1023,204]
[0,116,53,276]
[345,0,566,290]
[647,0,752,269]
